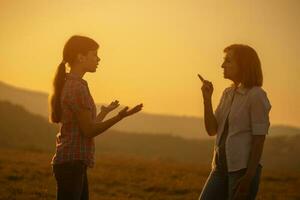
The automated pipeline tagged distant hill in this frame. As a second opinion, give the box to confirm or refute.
[268,125,300,137]
[0,81,49,118]
[0,81,299,139]
[1,100,300,170]
[0,100,58,151]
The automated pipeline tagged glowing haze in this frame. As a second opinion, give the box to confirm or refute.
[0,0,299,127]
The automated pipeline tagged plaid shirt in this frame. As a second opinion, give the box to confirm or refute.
[51,73,96,167]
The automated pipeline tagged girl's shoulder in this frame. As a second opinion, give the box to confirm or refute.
[63,79,89,97]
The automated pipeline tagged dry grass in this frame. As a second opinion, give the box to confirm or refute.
[0,148,299,200]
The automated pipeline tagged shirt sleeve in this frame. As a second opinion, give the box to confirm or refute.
[250,88,272,135]
[66,82,92,113]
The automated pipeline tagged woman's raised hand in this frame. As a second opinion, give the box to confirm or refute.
[198,74,214,101]
[118,104,143,119]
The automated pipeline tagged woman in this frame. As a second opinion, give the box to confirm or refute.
[49,35,143,200]
[199,44,271,200]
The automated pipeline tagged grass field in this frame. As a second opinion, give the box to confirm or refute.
[0,148,299,200]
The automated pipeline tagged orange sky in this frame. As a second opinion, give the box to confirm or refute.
[0,0,299,127]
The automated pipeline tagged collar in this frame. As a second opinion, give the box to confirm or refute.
[227,84,249,96]
[235,85,248,95]
[65,73,88,86]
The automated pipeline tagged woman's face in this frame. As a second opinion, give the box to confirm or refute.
[221,50,240,83]
[81,50,101,73]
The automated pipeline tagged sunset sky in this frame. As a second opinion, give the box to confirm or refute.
[0,0,299,127]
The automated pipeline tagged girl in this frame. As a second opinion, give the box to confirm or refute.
[199,44,271,200]
[49,35,143,200]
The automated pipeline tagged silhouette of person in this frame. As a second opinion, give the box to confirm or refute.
[198,44,271,200]
[49,35,143,200]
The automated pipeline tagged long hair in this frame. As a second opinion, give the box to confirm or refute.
[224,44,263,88]
[49,35,99,123]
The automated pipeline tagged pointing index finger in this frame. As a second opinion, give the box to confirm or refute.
[197,74,205,82]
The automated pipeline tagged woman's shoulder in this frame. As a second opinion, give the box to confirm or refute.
[248,86,268,98]
[222,85,235,95]
[248,86,271,107]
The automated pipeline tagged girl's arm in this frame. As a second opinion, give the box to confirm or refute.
[96,100,120,122]
[96,109,109,122]
[76,104,143,138]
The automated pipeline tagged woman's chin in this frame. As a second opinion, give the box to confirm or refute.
[223,74,232,81]
[88,68,97,73]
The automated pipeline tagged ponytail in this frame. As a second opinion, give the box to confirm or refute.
[49,62,66,123]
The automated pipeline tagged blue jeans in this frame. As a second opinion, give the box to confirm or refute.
[199,165,262,200]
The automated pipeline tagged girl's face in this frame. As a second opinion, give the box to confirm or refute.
[221,50,240,83]
[81,50,101,73]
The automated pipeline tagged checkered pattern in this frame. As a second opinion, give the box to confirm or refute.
[51,73,96,168]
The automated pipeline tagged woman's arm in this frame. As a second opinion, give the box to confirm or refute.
[233,135,265,200]
[76,104,143,138]
[245,135,265,178]
[201,80,218,136]
[245,88,270,177]
[203,98,218,136]
[233,88,271,200]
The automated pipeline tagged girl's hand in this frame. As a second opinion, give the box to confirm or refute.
[118,104,143,119]
[101,100,120,113]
